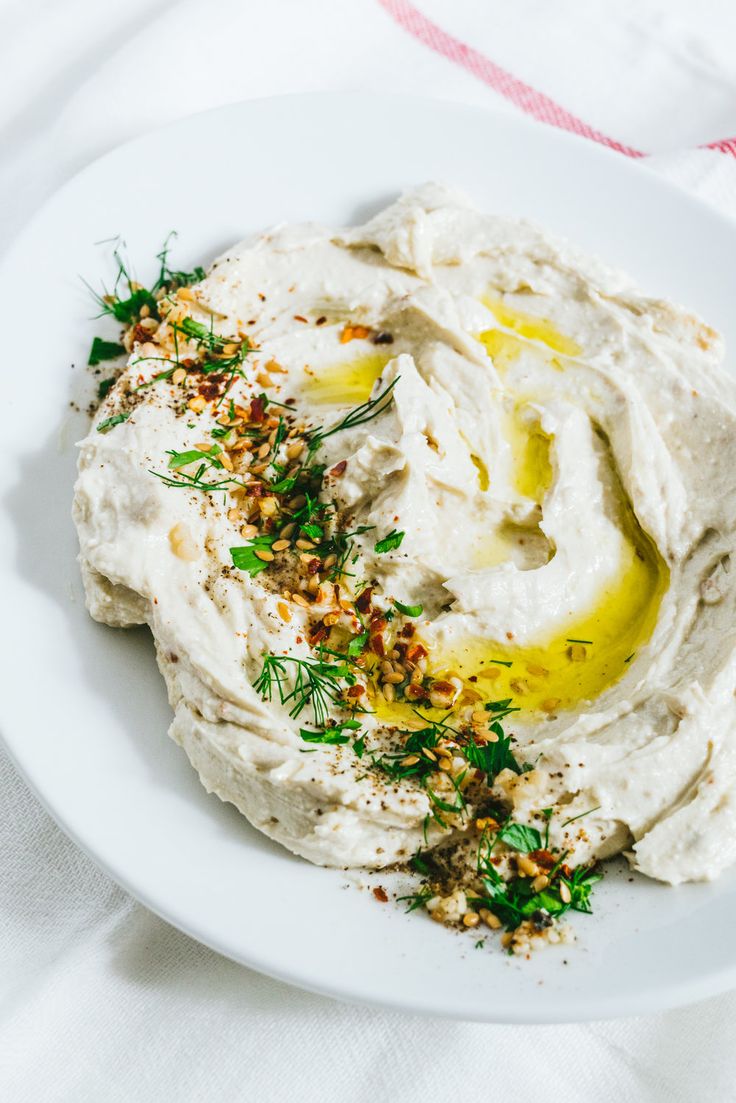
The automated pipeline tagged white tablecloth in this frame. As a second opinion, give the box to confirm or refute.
[3,2,736,1098]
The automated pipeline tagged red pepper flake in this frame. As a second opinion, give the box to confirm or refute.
[355,588,373,614]
[315,316,327,326]
[306,557,321,575]
[406,642,428,664]
[131,323,149,344]
[346,685,364,699]
[249,395,266,423]
[529,849,556,871]
[373,886,388,903]
[294,315,308,323]
[329,459,347,477]
[308,622,328,646]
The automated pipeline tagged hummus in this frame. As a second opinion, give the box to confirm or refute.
[74,183,736,897]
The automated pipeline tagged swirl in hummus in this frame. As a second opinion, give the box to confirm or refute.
[74,184,736,948]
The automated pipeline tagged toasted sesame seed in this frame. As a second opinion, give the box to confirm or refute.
[280,522,297,539]
[532,874,550,893]
[240,523,258,539]
[295,538,316,550]
[382,683,396,702]
[254,549,274,563]
[172,367,187,384]
[272,539,291,551]
[292,593,310,608]
[286,440,304,459]
[257,442,270,458]
[382,672,404,685]
[188,395,206,413]
[463,912,480,928]
[276,601,291,622]
[541,697,561,713]
[401,755,420,766]
[227,508,240,522]
[559,881,572,904]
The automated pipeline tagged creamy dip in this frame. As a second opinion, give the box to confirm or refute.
[74,184,736,896]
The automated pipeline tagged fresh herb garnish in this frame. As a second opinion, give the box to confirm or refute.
[346,630,369,657]
[484,698,521,721]
[306,377,399,451]
[560,805,601,829]
[352,735,366,758]
[97,377,116,400]
[375,529,404,554]
[230,536,277,577]
[393,599,423,618]
[398,887,434,913]
[88,337,126,365]
[465,731,523,782]
[96,412,130,433]
[299,718,361,746]
[496,822,543,853]
[253,651,359,727]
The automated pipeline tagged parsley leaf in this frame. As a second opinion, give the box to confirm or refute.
[375,529,404,554]
[96,412,130,433]
[496,822,543,853]
[88,337,126,366]
[347,630,369,657]
[393,599,423,618]
[465,731,522,782]
[230,535,276,576]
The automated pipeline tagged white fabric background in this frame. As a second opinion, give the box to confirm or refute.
[2,1,736,1098]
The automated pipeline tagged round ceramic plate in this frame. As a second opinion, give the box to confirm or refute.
[2,93,735,1023]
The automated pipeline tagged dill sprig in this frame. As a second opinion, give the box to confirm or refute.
[306,377,399,451]
[253,651,359,727]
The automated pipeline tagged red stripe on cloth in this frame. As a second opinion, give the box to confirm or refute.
[378,0,736,160]
[378,0,645,158]
[704,138,736,157]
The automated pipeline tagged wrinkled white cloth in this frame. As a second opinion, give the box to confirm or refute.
[3,1,736,1099]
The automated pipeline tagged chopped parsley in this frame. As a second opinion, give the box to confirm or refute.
[88,337,126,366]
[465,730,523,782]
[393,599,423,618]
[96,412,130,433]
[375,529,404,554]
[299,718,361,746]
[496,822,543,853]
[230,536,277,577]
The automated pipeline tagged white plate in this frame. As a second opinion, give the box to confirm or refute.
[2,92,736,1024]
